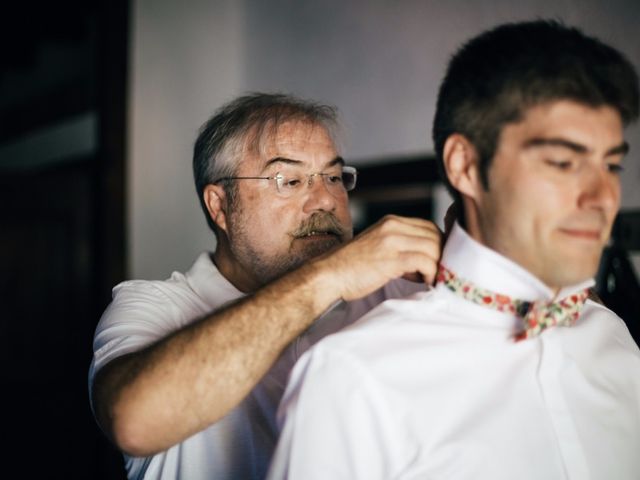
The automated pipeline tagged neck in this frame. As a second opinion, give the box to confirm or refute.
[462,206,563,294]
[212,241,260,294]
[441,222,595,303]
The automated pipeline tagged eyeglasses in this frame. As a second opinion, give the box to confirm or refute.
[214,165,357,198]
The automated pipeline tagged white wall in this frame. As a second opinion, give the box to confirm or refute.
[129,0,245,279]
[130,0,640,279]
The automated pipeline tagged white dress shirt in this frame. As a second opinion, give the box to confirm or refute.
[88,252,424,480]
[269,224,640,480]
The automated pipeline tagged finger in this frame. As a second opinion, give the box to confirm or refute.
[376,214,443,232]
[372,232,442,259]
[397,251,440,285]
[359,216,442,243]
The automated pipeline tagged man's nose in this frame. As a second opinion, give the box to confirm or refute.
[578,164,620,212]
[303,175,337,212]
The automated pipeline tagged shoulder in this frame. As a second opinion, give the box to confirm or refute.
[279,290,444,431]
[307,289,443,370]
[578,300,640,354]
[102,252,229,331]
[561,300,640,376]
[580,299,634,334]
[349,288,441,334]
[91,254,222,375]
[106,274,206,326]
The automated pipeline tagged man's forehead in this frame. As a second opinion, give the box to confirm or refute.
[506,100,624,148]
[244,120,338,158]
[270,120,333,144]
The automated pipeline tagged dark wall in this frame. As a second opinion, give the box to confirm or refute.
[0,2,128,478]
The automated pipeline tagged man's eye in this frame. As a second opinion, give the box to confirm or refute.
[544,159,572,170]
[607,163,624,174]
[282,177,302,188]
[327,174,343,184]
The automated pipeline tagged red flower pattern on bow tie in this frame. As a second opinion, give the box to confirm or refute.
[436,264,589,341]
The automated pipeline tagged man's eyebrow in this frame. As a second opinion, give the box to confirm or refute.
[263,157,303,169]
[522,137,588,153]
[328,156,345,167]
[263,156,345,170]
[522,138,629,157]
[606,141,629,157]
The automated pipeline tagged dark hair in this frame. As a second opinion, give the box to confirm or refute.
[193,92,340,232]
[432,19,640,206]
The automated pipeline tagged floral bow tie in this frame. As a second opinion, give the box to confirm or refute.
[436,265,589,341]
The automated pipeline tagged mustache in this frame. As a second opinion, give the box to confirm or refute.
[291,212,347,238]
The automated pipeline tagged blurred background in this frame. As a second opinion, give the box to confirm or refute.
[1,1,638,478]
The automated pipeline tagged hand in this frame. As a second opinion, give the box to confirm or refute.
[313,215,442,302]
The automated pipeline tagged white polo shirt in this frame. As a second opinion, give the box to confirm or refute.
[89,252,424,480]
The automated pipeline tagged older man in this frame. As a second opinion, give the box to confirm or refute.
[89,93,442,479]
[269,20,640,480]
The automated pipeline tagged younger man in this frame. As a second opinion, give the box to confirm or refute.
[269,20,640,479]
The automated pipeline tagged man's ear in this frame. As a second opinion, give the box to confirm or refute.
[203,184,229,233]
[442,134,483,200]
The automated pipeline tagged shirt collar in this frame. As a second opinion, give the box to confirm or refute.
[186,252,245,309]
[441,222,594,303]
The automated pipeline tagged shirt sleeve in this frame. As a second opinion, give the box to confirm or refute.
[87,280,190,409]
[267,342,413,480]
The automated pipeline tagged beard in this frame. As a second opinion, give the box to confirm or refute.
[227,210,352,287]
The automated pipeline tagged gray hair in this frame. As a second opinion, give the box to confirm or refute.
[193,92,341,233]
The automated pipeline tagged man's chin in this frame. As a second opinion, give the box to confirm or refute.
[261,237,342,284]
[542,259,600,290]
